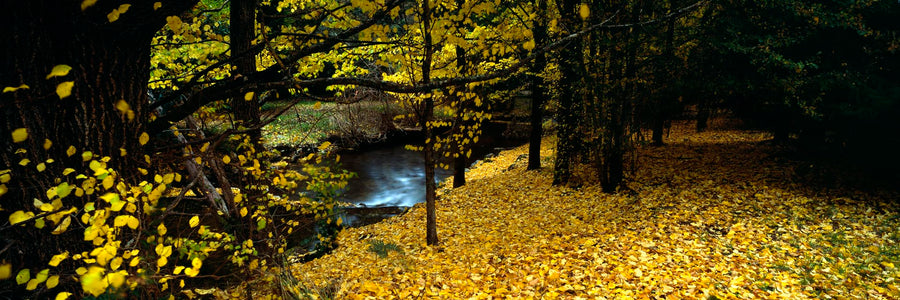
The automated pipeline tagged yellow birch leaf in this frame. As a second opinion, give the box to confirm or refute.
[43,139,52,150]
[579,4,590,19]
[0,263,10,280]
[56,82,74,99]
[81,0,97,11]
[46,65,72,79]
[36,163,46,172]
[139,132,149,146]
[11,128,27,143]
[189,215,200,228]
[223,155,231,164]
[51,216,71,234]
[16,268,29,285]
[2,84,30,93]
[46,275,59,288]
[240,207,248,217]
[244,92,254,101]
[49,252,69,267]
[158,222,167,235]
[66,146,76,157]
[19,158,30,166]
[9,210,34,225]
[153,2,162,10]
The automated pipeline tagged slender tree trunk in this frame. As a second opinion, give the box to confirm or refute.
[652,13,677,146]
[452,45,468,187]
[421,0,438,246]
[528,0,548,171]
[231,0,261,142]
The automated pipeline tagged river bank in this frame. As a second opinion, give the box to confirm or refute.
[285,122,900,299]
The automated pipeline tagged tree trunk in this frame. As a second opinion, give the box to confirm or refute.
[553,0,584,185]
[421,0,438,246]
[231,0,261,142]
[528,0,548,171]
[0,0,198,293]
[452,45,468,187]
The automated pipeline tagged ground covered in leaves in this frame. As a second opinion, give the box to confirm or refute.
[290,123,900,299]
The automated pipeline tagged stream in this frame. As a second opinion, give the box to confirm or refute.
[334,126,528,227]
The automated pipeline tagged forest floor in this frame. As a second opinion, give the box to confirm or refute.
[288,121,900,299]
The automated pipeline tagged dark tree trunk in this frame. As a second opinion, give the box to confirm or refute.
[452,45,467,188]
[527,0,548,171]
[421,0,438,246]
[0,0,198,295]
[696,100,710,132]
[231,0,261,142]
[553,0,584,185]
[652,13,677,146]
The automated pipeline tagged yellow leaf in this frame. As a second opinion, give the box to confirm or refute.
[51,216,71,234]
[189,215,200,228]
[524,39,535,51]
[49,252,69,267]
[16,268,29,285]
[66,146,76,157]
[129,257,139,267]
[19,158,30,166]
[0,184,6,197]
[158,222,167,235]
[0,263,10,280]
[318,141,332,150]
[36,163,46,172]
[2,84,30,93]
[240,207,248,217]
[81,151,92,162]
[11,128,27,143]
[46,65,72,79]
[223,155,231,164]
[115,99,131,115]
[579,4,590,19]
[153,2,162,10]
[56,81,74,99]
[55,292,72,300]
[139,132,149,146]
[46,275,59,289]
[9,210,34,225]
[107,4,130,22]
[882,262,895,269]
[244,92,255,101]
[80,0,97,11]
[43,139,52,150]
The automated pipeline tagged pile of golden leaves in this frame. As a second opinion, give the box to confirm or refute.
[291,122,900,299]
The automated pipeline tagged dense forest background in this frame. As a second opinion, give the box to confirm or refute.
[1,0,898,298]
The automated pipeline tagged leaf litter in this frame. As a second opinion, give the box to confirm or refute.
[290,122,900,299]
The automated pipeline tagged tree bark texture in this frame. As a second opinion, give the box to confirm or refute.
[0,0,198,294]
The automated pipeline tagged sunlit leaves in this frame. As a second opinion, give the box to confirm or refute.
[9,211,34,225]
[189,215,200,228]
[48,252,69,267]
[55,81,74,99]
